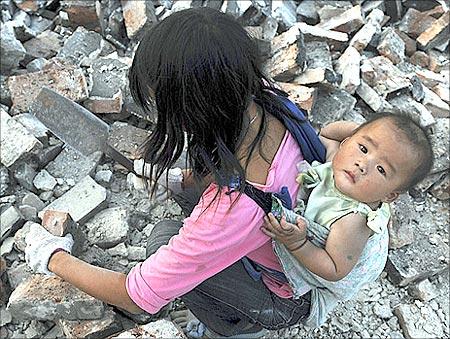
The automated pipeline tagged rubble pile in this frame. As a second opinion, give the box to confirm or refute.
[0,0,448,338]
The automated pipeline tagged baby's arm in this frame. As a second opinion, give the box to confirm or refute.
[319,121,359,161]
[263,212,372,281]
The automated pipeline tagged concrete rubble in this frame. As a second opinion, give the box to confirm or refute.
[0,0,448,338]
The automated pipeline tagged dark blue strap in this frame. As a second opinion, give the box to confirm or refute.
[276,95,327,164]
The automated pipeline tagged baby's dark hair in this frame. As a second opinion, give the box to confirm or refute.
[356,113,433,191]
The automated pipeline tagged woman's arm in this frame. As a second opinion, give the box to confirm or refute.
[48,251,143,314]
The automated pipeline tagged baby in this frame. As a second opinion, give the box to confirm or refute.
[261,113,433,290]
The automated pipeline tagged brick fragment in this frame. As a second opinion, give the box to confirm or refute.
[61,0,100,32]
[417,12,450,50]
[410,51,430,68]
[22,31,63,65]
[121,0,157,40]
[294,41,333,85]
[41,210,75,237]
[422,86,450,118]
[7,61,88,113]
[296,22,348,45]
[58,307,122,338]
[395,29,417,56]
[7,275,105,321]
[349,8,384,52]
[398,8,437,38]
[317,5,364,33]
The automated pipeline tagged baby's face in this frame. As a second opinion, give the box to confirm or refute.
[332,119,417,204]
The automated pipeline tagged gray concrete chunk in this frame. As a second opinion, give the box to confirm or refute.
[0,22,26,74]
[310,87,356,127]
[38,176,107,224]
[33,169,57,191]
[46,147,102,185]
[85,207,129,249]
[13,113,48,144]
[0,206,25,242]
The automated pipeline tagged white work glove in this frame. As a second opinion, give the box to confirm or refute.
[128,159,184,199]
[25,223,74,276]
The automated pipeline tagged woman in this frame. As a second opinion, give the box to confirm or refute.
[25,7,314,337]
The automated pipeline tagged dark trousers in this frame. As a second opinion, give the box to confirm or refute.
[145,187,311,337]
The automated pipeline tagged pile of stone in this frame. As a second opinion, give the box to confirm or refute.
[0,0,448,338]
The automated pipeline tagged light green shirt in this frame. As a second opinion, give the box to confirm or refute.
[273,161,391,328]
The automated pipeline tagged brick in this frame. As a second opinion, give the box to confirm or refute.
[107,122,150,159]
[417,12,450,50]
[317,5,364,33]
[0,22,26,74]
[30,87,109,157]
[296,22,348,44]
[377,27,405,64]
[112,319,185,338]
[398,8,437,38]
[360,56,410,98]
[388,195,415,250]
[349,8,384,52]
[0,206,25,242]
[83,91,123,114]
[384,0,403,22]
[0,109,42,168]
[61,0,100,32]
[85,207,129,249]
[7,275,105,321]
[277,83,316,113]
[335,46,361,94]
[58,307,122,338]
[39,176,107,225]
[46,147,102,185]
[121,0,157,40]
[41,210,75,237]
[7,61,88,113]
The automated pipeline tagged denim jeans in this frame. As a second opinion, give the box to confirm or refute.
[145,187,311,337]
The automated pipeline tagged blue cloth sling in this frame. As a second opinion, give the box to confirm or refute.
[240,95,326,283]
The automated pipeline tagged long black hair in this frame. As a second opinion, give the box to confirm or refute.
[129,7,300,204]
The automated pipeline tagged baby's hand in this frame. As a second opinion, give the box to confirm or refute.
[261,213,308,252]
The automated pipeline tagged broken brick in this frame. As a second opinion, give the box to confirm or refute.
[61,0,101,32]
[335,46,361,94]
[398,8,437,38]
[277,83,316,113]
[349,8,385,52]
[7,62,88,113]
[410,51,430,68]
[121,0,157,40]
[377,27,405,64]
[417,12,450,50]
[317,5,364,34]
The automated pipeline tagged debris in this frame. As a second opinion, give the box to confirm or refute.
[0,22,26,74]
[85,207,129,249]
[417,12,450,50]
[377,27,405,64]
[112,319,185,338]
[0,206,25,243]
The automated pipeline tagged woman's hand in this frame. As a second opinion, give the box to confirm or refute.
[25,223,74,275]
[261,213,308,252]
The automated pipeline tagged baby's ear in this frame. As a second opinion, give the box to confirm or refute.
[382,192,400,203]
